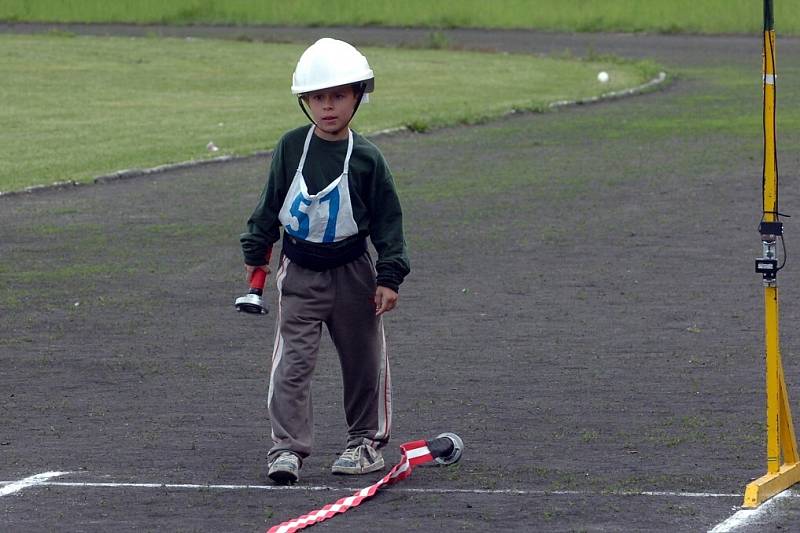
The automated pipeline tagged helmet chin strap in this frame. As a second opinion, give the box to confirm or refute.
[297,97,318,127]
[298,82,368,136]
[349,82,368,122]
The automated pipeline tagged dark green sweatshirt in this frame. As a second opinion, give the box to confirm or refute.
[240,126,410,291]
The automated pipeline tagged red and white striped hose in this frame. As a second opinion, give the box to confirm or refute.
[267,434,463,533]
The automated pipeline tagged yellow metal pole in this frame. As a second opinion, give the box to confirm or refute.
[765,287,780,475]
[743,1,800,508]
[763,27,777,219]
[779,353,799,463]
[762,7,781,479]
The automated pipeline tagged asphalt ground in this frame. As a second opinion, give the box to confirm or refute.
[3,23,800,532]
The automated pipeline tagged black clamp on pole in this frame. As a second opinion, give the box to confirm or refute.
[756,220,783,285]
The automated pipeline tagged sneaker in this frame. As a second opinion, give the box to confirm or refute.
[268,452,300,484]
[331,443,385,475]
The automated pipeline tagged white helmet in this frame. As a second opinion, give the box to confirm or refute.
[291,38,375,96]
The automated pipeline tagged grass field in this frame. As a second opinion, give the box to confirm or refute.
[0,32,656,193]
[1,0,796,35]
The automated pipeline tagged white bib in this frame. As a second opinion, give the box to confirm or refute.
[278,127,359,243]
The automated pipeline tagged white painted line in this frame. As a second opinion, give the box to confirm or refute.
[641,490,741,498]
[16,479,744,500]
[708,490,793,532]
[44,481,330,491]
[0,472,69,497]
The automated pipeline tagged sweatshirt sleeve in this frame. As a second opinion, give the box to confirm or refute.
[240,138,288,266]
[368,154,410,292]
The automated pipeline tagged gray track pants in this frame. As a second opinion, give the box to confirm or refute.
[267,253,392,461]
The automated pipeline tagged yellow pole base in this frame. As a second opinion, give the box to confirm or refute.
[743,462,800,508]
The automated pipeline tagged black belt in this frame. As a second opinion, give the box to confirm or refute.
[281,233,367,271]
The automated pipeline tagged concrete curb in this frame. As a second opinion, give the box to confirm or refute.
[548,71,668,109]
[92,153,264,184]
[0,70,669,198]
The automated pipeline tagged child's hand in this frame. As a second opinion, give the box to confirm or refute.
[245,264,270,281]
[374,286,398,316]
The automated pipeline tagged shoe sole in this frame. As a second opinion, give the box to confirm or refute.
[331,458,385,475]
[269,469,299,485]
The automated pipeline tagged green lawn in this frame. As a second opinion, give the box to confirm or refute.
[0,33,657,192]
[0,0,793,35]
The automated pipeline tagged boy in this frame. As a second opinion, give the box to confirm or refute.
[240,38,410,485]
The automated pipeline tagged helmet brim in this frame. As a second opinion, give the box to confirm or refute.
[291,76,374,96]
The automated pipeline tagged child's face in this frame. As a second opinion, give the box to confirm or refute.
[304,85,359,140]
